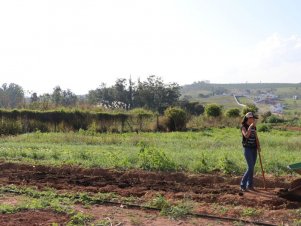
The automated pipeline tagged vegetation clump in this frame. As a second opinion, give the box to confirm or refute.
[164,107,188,131]
[225,108,241,118]
[138,143,177,171]
[205,104,222,118]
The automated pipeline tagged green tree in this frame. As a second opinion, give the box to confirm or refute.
[114,78,131,109]
[133,75,181,113]
[61,89,77,106]
[51,86,77,107]
[88,83,119,108]
[52,86,62,106]
[88,75,181,112]
[30,92,39,103]
[0,83,24,108]
[39,94,52,110]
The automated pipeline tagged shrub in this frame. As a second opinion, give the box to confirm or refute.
[225,108,241,118]
[138,145,177,171]
[257,124,270,132]
[130,108,154,131]
[0,120,23,135]
[164,107,187,131]
[149,194,193,219]
[218,155,241,174]
[267,115,285,123]
[68,212,93,225]
[129,108,154,117]
[192,153,209,173]
[205,104,222,118]
[156,116,169,132]
[261,111,272,123]
[178,101,204,116]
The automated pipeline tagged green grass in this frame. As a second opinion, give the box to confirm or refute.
[0,186,73,215]
[0,184,193,222]
[148,194,194,219]
[0,128,300,175]
[281,98,301,116]
[240,207,261,217]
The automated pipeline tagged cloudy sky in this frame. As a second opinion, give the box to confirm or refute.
[0,0,301,95]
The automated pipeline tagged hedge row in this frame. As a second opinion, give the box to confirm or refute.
[0,109,154,134]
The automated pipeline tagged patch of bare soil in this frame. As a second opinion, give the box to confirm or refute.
[0,210,69,226]
[0,161,300,225]
[75,204,234,226]
[0,194,23,206]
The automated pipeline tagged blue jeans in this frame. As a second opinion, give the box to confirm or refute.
[241,147,257,189]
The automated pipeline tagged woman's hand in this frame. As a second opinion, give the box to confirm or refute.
[248,122,256,130]
[250,121,256,128]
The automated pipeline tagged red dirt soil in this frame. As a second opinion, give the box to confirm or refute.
[74,204,234,226]
[0,161,300,225]
[0,161,299,210]
[0,210,69,226]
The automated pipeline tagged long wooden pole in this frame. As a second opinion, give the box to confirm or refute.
[254,121,266,190]
[258,151,266,190]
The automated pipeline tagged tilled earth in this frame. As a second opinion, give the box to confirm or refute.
[0,210,69,226]
[0,161,300,225]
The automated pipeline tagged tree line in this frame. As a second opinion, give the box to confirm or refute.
[88,75,181,113]
[0,76,184,114]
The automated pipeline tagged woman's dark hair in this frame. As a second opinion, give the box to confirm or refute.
[241,116,248,125]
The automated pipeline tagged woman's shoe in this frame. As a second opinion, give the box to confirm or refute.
[240,187,247,192]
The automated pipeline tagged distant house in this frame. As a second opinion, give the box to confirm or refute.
[270,103,283,114]
[255,93,278,104]
[293,95,298,100]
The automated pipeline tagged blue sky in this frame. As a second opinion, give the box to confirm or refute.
[0,0,301,95]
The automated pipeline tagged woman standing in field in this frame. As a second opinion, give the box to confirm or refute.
[240,112,261,192]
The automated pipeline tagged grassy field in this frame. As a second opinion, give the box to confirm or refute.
[235,96,254,106]
[0,128,300,176]
[196,96,240,109]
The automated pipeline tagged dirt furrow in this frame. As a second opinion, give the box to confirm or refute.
[0,161,300,210]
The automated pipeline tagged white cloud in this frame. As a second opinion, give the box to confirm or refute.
[256,34,301,65]
[231,34,301,83]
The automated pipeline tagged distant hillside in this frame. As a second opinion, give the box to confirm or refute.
[180,82,301,113]
[181,82,301,99]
